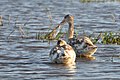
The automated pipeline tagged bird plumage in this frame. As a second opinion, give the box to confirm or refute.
[59,14,97,59]
[49,40,76,64]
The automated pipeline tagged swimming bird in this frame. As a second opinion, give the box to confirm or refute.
[59,14,97,60]
[49,39,76,64]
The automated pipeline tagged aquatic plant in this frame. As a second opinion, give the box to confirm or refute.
[35,7,65,40]
[36,31,65,40]
[7,15,30,39]
[36,30,120,45]
[73,31,120,45]
[89,32,120,45]
[101,32,120,45]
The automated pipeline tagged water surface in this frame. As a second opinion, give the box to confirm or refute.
[0,0,120,80]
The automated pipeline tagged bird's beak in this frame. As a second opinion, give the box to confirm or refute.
[59,18,66,25]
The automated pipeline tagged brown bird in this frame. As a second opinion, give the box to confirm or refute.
[49,39,76,65]
[59,15,97,60]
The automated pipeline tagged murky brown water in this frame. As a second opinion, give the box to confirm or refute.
[0,0,120,80]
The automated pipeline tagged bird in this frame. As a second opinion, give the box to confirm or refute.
[49,39,76,65]
[58,14,97,60]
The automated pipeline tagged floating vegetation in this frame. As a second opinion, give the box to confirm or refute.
[73,31,120,45]
[36,32,65,40]
[90,32,120,45]
[101,32,120,45]
[36,30,120,45]
[90,33,102,44]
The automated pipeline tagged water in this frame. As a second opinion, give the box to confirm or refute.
[0,0,120,80]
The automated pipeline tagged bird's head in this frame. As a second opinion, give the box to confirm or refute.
[60,14,74,25]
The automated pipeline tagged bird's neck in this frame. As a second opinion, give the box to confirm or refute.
[68,22,74,39]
